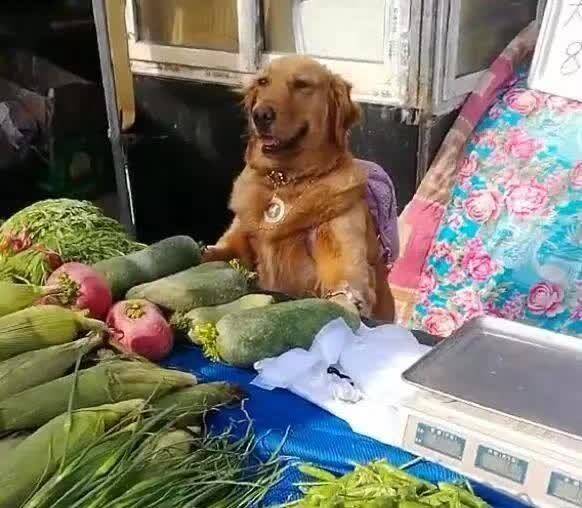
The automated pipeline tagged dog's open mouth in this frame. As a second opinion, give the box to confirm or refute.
[259,124,309,154]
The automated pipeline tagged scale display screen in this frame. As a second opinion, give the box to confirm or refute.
[415,423,466,460]
[548,472,582,507]
[475,445,528,484]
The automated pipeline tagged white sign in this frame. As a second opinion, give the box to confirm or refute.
[529,0,582,102]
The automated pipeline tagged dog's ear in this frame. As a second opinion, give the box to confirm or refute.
[328,74,361,148]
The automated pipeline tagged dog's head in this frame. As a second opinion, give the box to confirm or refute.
[244,56,360,167]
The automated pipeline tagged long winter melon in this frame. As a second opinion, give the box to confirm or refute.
[126,263,250,312]
[201,299,360,368]
[176,294,275,345]
[93,236,202,299]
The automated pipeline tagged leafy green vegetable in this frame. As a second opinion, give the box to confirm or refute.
[0,199,143,284]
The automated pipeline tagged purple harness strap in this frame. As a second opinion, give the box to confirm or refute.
[305,160,399,265]
[357,159,399,264]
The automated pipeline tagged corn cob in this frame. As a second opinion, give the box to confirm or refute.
[121,430,195,489]
[0,333,103,401]
[0,399,144,508]
[152,382,244,427]
[0,305,106,361]
[0,282,53,317]
[0,433,28,464]
[150,429,193,455]
[137,429,193,466]
[0,360,197,431]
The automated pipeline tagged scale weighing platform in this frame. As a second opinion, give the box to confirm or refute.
[398,317,582,507]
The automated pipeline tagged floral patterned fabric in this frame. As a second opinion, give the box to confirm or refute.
[413,68,582,338]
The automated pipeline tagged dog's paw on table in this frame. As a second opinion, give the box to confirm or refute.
[201,245,228,263]
[327,284,372,319]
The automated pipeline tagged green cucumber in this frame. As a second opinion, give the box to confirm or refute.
[178,294,275,345]
[93,236,202,299]
[202,299,360,367]
[126,264,250,312]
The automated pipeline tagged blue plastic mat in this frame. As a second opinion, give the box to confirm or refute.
[165,344,526,507]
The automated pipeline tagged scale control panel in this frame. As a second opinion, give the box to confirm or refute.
[402,413,582,507]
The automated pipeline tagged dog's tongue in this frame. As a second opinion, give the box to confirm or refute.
[262,136,280,149]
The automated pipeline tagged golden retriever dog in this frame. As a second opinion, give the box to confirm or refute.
[204,56,395,320]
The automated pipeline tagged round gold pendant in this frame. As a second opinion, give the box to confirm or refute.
[264,196,286,223]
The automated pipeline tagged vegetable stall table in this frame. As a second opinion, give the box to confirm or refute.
[165,338,526,508]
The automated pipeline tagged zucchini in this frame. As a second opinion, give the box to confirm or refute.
[126,264,250,312]
[93,236,202,299]
[175,294,275,345]
[200,299,360,367]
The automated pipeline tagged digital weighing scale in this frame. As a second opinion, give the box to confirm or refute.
[398,317,582,507]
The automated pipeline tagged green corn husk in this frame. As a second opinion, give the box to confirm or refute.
[0,282,53,317]
[0,305,106,361]
[136,429,194,472]
[0,360,197,432]
[0,333,103,401]
[152,382,244,427]
[0,399,144,508]
[0,433,29,463]
[144,429,193,459]
[0,199,144,285]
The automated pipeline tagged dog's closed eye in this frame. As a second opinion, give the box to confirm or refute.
[294,78,311,89]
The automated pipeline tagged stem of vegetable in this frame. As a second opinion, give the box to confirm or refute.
[228,259,257,283]
[196,323,221,362]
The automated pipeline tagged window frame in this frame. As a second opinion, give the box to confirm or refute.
[432,0,542,115]
[124,0,420,107]
[126,0,260,76]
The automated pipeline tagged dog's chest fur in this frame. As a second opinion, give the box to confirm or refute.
[229,162,367,296]
[250,233,319,296]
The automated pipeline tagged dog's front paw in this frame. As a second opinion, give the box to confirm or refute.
[328,293,360,317]
[327,282,372,318]
[202,245,229,263]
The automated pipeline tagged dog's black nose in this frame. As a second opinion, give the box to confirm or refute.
[252,105,276,130]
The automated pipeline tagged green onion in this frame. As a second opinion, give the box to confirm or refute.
[0,400,144,508]
[25,411,288,508]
